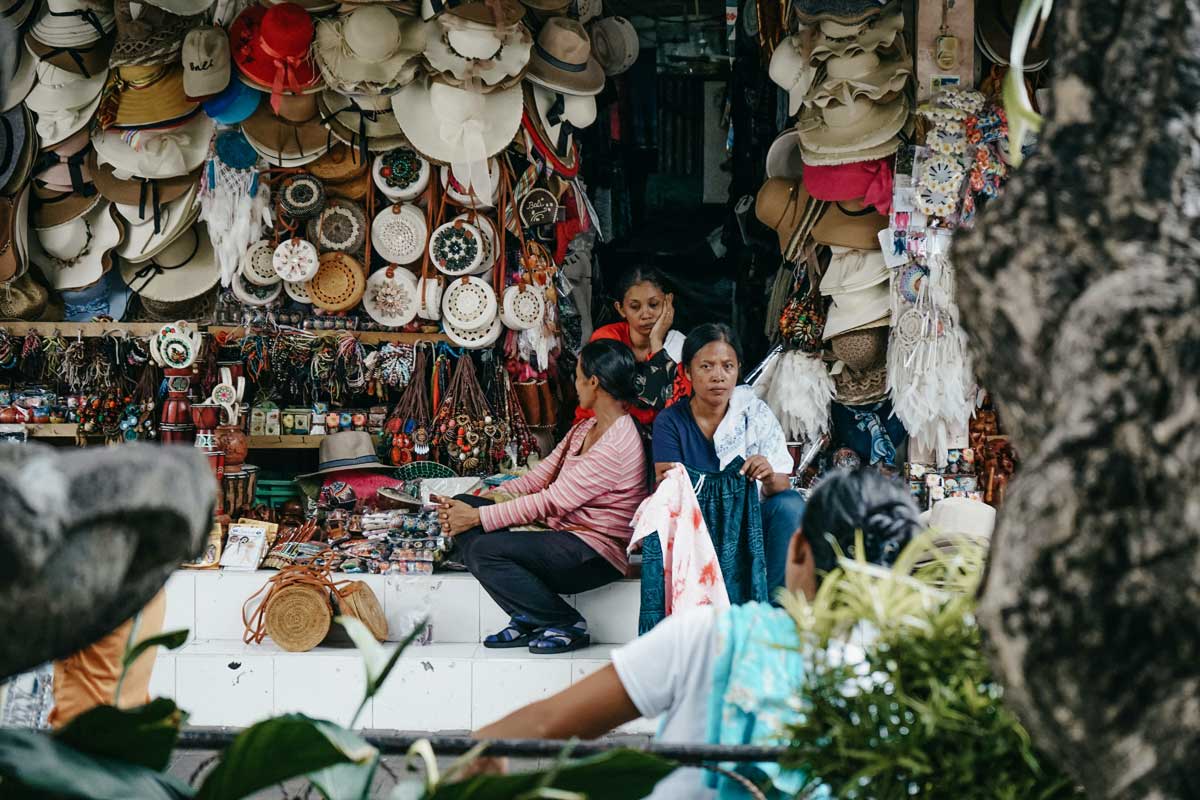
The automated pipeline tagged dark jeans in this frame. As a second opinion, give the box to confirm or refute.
[451,495,621,631]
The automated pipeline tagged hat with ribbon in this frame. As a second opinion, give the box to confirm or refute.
[314,5,425,94]
[822,280,889,340]
[526,17,604,96]
[521,80,593,177]
[32,128,95,195]
[98,64,201,130]
[230,3,322,113]
[0,0,38,32]
[588,15,639,76]
[92,112,215,179]
[422,12,532,91]
[25,60,108,116]
[31,199,125,291]
[32,181,102,230]
[182,25,231,100]
[0,184,31,284]
[803,156,893,215]
[29,0,115,48]
[419,0,525,27]
[24,31,114,81]
[0,106,36,196]
[121,221,219,302]
[60,268,131,321]
[819,246,888,296]
[113,179,201,264]
[241,91,331,167]
[318,91,405,164]
[89,149,199,236]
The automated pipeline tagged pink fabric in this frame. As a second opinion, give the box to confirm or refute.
[479,416,648,575]
[802,157,895,215]
[321,470,402,510]
[628,465,730,618]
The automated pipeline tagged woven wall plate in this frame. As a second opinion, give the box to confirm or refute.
[440,275,496,332]
[284,279,313,305]
[371,203,427,265]
[273,238,321,283]
[307,252,366,312]
[440,162,499,209]
[429,219,483,276]
[306,198,367,254]
[372,148,431,202]
[279,174,327,220]
[232,271,283,307]
[240,240,282,287]
[501,284,545,331]
[362,265,419,327]
[444,316,502,350]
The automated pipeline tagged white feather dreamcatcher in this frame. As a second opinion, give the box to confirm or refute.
[199,132,272,287]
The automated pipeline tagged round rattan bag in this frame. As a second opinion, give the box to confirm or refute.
[363,265,419,327]
[307,252,367,312]
[240,239,282,286]
[441,276,497,332]
[429,219,483,276]
[264,584,332,653]
[372,203,427,265]
[335,581,388,641]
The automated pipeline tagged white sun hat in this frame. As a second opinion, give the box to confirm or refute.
[423,14,532,91]
[768,34,818,116]
[114,180,202,264]
[32,200,124,291]
[121,223,220,303]
[29,0,116,48]
[797,94,908,157]
[806,48,912,109]
[315,6,426,94]
[93,114,215,179]
[819,246,889,296]
[765,128,804,179]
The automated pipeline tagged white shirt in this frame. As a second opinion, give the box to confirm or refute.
[611,607,721,799]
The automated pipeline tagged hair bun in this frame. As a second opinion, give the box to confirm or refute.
[860,501,920,567]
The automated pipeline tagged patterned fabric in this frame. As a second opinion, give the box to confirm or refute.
[575,322,691,427]
[629,465,730,622]
[638,458,768,634]
[712,386,794,474]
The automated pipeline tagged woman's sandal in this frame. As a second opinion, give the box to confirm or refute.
[528,625,591,654]
[483,622,535,649]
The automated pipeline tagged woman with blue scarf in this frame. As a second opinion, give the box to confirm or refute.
[472,469,922,798]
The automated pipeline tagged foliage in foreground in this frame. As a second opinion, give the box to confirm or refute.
[781,533,1082,799]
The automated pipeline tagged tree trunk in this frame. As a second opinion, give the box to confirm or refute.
[953,2,1200,798]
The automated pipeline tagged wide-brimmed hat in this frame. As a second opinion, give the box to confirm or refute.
[419,0,524,27]
[0,184,31,284]
[108,0,198,68]
[113,178,200,264]
[318,91,404,159]
[230,3,322,111]
[589,16,638,76]
[99,64,200,130]
[29,0,115,47]
[315,6,425,93]
[393,76,522,169]
[362,263,419,326]
[202,79,262,124]
[307,251,366,311]
[526,17,604,96]
[829,325,888,405]
[26,60,107,112]
[977,0,1049,71]
[798,95,909,157]
[31,200,125,291]
[820,246,887,296]
[522,81,593,174]
[32,128,94,195]
[61,268,131,321]
[91,151,199,237]
[0,271,49,319]
[823,279,889,340]
[754,177,828,258]
[182,25,230,100]
[768,34,817,116]
[296,430,387,479]
[31,182,102,230]
[241,92,330,166]
[803,156,893,213]
[137,0,215,20]
[423,13,531,91]
[1,0,38,32]
[93,112,214,179]
[811,10,904,61]
[121,221,219,301]
[806,48,911,108]
[793,0,893,25]
[919,497,997,544]
[765,128,804,179]
[2,47,38,112]
[0,106,36,196]
[810,197,887,250]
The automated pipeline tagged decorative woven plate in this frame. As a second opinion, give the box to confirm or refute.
[429,219,483,276]
[273,238,321,282]
[306,198,367,254]
[443,316,503,350]
[362,265,419,327]
[501,285,545,331]
[307,252,366,312]
[440,162,499,209]
[284,279,312,304]
[897,264,928,305]
[454,212,498,274]
[240,239,281,286]
[372,148,431,202]
[371,203,427,265]
[232,271,283,306]
[279,174,326,220]
[440,276,496,332]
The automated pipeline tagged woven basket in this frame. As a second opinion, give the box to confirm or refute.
[394,461,457,481]
[336,581,388,641]
[264,584,332,652]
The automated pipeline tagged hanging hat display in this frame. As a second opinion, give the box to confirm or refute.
[768,35,818,116]
[230,3,322,112]
[114,179,201,264]
[805,48,912,109]
[33,129,95,198]
[810,13,904,61]
[31,200,125,291]
[240,92,331,166]
[422,13,532,91]
[28,0,116,50]
[0,185,31,284]
[107,0,198,69]
[121,222,220,303]
[318,92,405,159]
[314,5,426,94]
[2,49,38,113]
[526,17,604,96]
[589,16,638,76]
[440,160,500,208]
[797,95,908,165]
[32,181,103,231]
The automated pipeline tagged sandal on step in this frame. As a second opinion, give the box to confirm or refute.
[483,621,535,649]
[528,625,590,654]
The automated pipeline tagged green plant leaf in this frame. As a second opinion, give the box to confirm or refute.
[195,715,378,800]
[1002,0,1053,165]
[308,756,380,800]
[122,629,190,669]
[425,750,676,800]
[0,728,194,800]
[54,698,187,772]
[337,616,427,728]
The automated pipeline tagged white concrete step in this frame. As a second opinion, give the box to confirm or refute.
[149,639,654,735]
[164,570,642,648]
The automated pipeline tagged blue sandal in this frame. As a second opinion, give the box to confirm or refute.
[528,624,591,654]
[484,619,535,649]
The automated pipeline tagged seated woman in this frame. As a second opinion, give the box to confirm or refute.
[575,266,690,427]
[471,469,923,798]
[436,340,648,655]
[652,323,805,595]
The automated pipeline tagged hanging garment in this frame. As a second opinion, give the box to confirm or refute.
[629,465,730,623]
[638,458,769,634]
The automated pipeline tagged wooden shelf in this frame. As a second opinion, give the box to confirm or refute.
[0,322,166,337]
[23,423,79,438]
[247,435,326,449]
[208,326,449,345]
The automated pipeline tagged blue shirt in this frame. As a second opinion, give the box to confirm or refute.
[652,397,722,472]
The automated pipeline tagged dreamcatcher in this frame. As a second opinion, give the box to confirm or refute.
[200,131,272,287]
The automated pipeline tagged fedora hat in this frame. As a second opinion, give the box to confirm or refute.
[810,197,887,250]
[29,0,115,47]
[919,497,997,545]
[296,430,388,479]
[765,128,804,180]
[754,177,828,259]
[798,94,909,156]
[823,280,889,340]
[0,184,31,284]
[32,200,124,290]
[806,47,911,109]
[230,3,322,111]
[93,112,214,179]
[32,183,101,233]
[121,222,219,302]
[793,0,894,25]
[423,13,532,91]
[820,246,888,296]
[589,16,639,76]
[829,325,888,405]
[182,26,230,100]
[114,179,201,263]
[0,271,49,319]
[420,0,524,27]
[393,76,522,169]
[60,268,131,321]
[241,92,331,167]
[811,10,904,61]
[527,17,604,96]
[32,128,94,196]
[202,79,262,125]
[768,34,817,116]
[315,6,425,93]
[98,64,200,130]
[0,106,36,196]
[2,47,38,112]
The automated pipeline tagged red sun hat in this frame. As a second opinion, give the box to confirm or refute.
[802,156,895,215]
[230,3,321,112]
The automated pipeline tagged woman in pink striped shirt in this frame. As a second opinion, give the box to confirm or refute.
[436,340,649,654]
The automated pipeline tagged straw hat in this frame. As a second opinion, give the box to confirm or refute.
[114,180,202,264]
[419,0,524,27]
[362,263,419,326]
[2,47,38,112]
[0,106,36,196]
[0,272,50,320]
[32,182,102,230]
[820,246,888,296]
[241,93,330,167]
[0,184,31,284]
[392,76,522,167]
[326,169,372,202]
[526,17,604,96]
[99,65,200,130]
[589,16,638,76]
[811,11,904,62]
[182,26,231,100]
[310,143,369,184]
[32,200,124,291]
[1,0,38,33]
[768,35,817,116]
[297,430,388,478]
[810,198,887,250]
[806,48,911,109]
[93,113,214,179]
[797,95,909,156]
[793,0,893,24]
[977,0,1049,71]
[822,280,889,340]
[61,269,131,321]
[29,0,115,48]
[422,14,532,91]
[230,3,322,109]
[318,91,405,157]
[307,251,366,311]
[315,6,425,93]
[765,128,804,180]
[754,178,827,257]
[121,222,219,302]
[372,147,430,202]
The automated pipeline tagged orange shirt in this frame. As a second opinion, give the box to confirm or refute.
[574,322,691,426]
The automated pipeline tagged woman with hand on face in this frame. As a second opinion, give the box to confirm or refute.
[435,340,649,655]
[575,267,690,427]
[651,323,806,595]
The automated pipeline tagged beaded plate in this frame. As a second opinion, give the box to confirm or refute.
[429,219,483,276]
[440,276,496,332]
[362,265,419,327]
[372,148,431,202]
[371,203,427,265]
[240,239,281,286]
[501,285,544,331]
[284,279,313,304]
[307,199,367,253]
[307,252,366,312]
[273,238,321,282]
[279,174,327,220]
